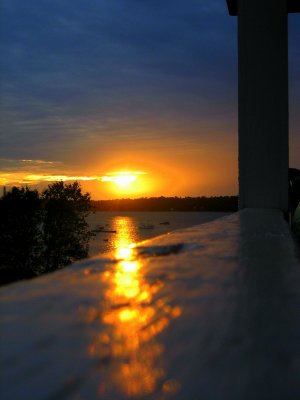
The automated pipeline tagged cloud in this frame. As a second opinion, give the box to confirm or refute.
[0,158,68,185]
[0,172,101,186]
[21,159,56,165]
[0,158,147,187]
[0,0,299,173]
[0,158,61,169]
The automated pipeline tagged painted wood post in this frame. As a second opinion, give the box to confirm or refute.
[227,0,300,211]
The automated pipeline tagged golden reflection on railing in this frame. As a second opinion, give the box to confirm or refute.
[86,216,182,398]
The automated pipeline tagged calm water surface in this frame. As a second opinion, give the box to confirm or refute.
[87,211,231,257]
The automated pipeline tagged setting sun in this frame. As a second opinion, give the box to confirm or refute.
[100,171,149,196]
[102,172,137,188]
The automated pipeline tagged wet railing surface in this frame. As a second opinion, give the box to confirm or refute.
[1,209,300,400]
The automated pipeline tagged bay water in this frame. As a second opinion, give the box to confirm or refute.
[87,211,231,257]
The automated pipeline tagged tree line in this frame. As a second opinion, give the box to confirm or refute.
[91,196,238,212]
[0,182,91,285]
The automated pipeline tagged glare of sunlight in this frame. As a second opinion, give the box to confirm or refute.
[100,170,149,195]
[85,215,182,398]
[119,260,140,273]
[101,171,143,187]
[115,245,135,261]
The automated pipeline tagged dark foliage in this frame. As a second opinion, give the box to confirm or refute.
[91,196,238,212]
[0,182,91,285]
[42,181,91,271]
[0,187,43,284]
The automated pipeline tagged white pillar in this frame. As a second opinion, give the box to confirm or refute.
[238,0,289,211]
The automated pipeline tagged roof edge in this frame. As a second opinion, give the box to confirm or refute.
[226,0,300,16]
[226,0,237,16]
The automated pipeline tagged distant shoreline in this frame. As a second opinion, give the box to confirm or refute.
[91,196,238,212]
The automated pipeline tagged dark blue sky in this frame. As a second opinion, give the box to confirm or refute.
[0,0,299,198]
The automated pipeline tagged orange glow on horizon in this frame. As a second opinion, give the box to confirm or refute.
[0,140,239,199]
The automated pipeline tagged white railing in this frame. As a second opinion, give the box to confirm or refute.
[1,209,300,399]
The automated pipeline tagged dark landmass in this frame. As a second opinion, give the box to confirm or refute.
[91,196,238,212]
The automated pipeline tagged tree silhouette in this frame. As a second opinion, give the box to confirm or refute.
[0,187,43,284]
[42,181,91,271]
[0,182,91,284]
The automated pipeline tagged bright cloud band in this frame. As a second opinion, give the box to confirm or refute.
[0,170,147,186]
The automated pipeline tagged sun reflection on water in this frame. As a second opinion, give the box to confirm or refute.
[87,216,182,398]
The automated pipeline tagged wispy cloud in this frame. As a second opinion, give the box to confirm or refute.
[0,158,69,185]
[21,159,56,165]
[0,158,63,172]
[0,161,147,187]
[0,172,101,186]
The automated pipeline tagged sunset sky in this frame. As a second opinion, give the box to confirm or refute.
[1,0,299,199]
